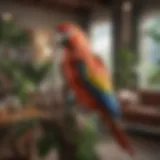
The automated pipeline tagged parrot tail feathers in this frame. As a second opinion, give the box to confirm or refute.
[99,108,134,157]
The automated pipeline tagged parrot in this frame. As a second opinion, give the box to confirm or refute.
[56,22,134,156]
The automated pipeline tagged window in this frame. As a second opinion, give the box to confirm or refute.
[90,21,113,74]
[138,12,160,90]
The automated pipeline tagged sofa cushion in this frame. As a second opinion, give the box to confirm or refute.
[122,105,160,126]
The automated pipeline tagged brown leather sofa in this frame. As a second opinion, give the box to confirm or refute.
[118,90,160,127]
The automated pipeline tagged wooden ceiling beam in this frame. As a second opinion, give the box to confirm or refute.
[13,0,76,13]
[12,0,104,13]
[39,0,101,9]
[39,0,80,12]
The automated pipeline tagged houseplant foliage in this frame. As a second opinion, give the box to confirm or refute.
[0,14,52,103]
[115,49,137,89]
[0,55,52,103]
[0,15,29,47]
[148,67,160,86]
[0,14,100,160]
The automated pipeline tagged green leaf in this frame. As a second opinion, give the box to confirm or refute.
[148,67,160,85]
[76,117,99,160]
[37,129,57,157]
[116,49,137,89]
[0,19,30,45]
[13,119,39,139]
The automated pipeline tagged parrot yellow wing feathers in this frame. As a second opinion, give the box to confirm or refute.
[87,68,113,92]
[86,55,113,92]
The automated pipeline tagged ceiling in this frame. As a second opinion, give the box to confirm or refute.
[13,0,114,12]
[7,0,160,12]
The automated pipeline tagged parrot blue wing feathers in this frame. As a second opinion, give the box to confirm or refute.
[76,60,121,118]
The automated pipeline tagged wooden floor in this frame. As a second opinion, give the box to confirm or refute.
[44,134,160,160]
[97,135,160,160]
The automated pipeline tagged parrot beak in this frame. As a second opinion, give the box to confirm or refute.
[55,30,71,47]
[55,32,66,47]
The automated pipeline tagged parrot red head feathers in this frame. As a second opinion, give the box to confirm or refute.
[56,22,91,57]
[56,22,76,32]
[56,22,80,44]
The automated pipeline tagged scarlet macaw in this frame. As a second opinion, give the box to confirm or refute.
[56,22,134,156]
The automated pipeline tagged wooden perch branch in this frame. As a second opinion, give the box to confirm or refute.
[0,106,50,126]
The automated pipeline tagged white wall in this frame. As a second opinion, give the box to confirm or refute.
[0,1,82,60]
[0,1,80,30]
